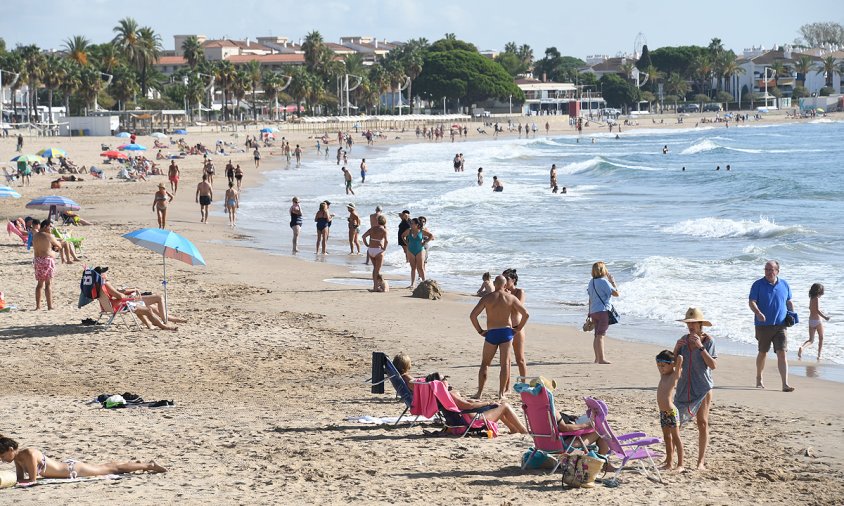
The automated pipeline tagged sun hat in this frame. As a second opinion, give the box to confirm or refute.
[529,376,558,391]
[677,307,712,326]
[347,203,355,210]
[158,183,165,188]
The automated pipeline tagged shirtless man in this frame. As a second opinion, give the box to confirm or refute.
[167,160,180,193]
[360,159,367,183]
[32,220,62,310]
[294,144,302,167]
[470,275,530,399]
[550,164,557,189]
[195,174,213,224]
[342,167,355,195]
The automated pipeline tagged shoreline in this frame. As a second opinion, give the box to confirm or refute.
[2,113,843,503]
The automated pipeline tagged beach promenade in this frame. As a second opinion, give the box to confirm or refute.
[1,113,843,504]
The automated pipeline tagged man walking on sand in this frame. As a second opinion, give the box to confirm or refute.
[470,275,529,399]
[168,160,180,193]
[749,260,795,392]
[195,174,213,224]
[32,219,62,310]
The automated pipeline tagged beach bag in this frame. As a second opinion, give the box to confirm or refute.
[582,316,595,332]
[522,449,555,469]
[608,305,620,325]
[560,451,605,488]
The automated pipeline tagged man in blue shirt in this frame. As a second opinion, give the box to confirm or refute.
[748,260,794,392]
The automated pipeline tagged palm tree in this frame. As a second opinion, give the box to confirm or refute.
[794,55,814,87]
[619,62,635,82]
[231,70,251,121]
[213,60,236,121]
[384,59,406,113]
[815,56,838,88]
[78,65,105,113]
[302,31,330,77]
[690,54,713,96]
[666,72,690,106]
[137,27,162,96]
[368,63,390,113]
[720,56,745,97]
[57,59,81,115]
[112,17,141,68]
[768,61,788,96]
[91,43,121,73]
[41,54,64,121]
[261,71,282,120]
[181,35,204,69]
[286,66,309,116]
[63,36,91,66]
[110,64,139,110]
[243,60,262,121]
[18,45,45,121]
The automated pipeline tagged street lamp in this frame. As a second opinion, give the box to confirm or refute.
[0,69,20,126]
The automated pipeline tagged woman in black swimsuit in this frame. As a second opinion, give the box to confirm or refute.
[290,197,303,253]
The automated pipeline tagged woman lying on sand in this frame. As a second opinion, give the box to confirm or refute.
[0,434,166,484]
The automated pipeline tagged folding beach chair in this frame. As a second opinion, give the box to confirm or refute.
[78,268,140,331]
[367,352,419,426]
[585,396,663,484]
[517,382,595,473]
[411,379,499,438]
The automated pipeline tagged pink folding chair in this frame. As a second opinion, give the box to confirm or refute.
[518,382,595,473]
[585,396,663,483]
[411,379,499,438]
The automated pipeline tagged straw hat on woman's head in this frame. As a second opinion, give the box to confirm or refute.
[158,183,165,189]
[678,307,712,327]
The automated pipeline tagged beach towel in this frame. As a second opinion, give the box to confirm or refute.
[345,415,435,425]
[6,222,27,244]
[78,268,102,308]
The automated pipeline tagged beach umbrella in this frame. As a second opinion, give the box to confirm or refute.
[151,132,167,138]
[122,228,206,322]
[37,147,67,158]
[26,195,81,221]
[119,144,147,151]
[260,127,277,133]
[0,186,21,198]
[115,132,131,138]
[10,154,45,163]
[174,129,187,135]
[100,150,128,160]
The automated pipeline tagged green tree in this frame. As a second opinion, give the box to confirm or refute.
[793,55,814,87]
[78,65,105,113]
[63,35,91,66]
[797,22,844,47]
[112,17,141,69]
[213,60,237,121]
[815,55,838,87]
[90,43,121,73]
[57,59,81,115]
[599,73,639,109]
[181,35,204,69]
[791,85,809,99]
[636,44,652,72]
[244,60,262,121]
[414,39,523,109]
[137,26,162,96]
[649,45,708,79]
[666,72,690,99]
[232,70,250,120]
[302,31,331,78]
[109,64,139,110]
[41,54,64,121]
[18,45,45,121]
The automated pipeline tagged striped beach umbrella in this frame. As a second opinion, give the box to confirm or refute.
[10,154,45,163]
[37,147,67,158]
[0,185,21,198]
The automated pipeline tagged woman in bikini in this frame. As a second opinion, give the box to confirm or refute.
[361,215,389,291]
[224,182,239,228]
[314,202,332,255]
[151,183,174,229]
[401,218,434,288]
[0,434,166,485]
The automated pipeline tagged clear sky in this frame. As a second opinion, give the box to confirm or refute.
[2,0,840,59]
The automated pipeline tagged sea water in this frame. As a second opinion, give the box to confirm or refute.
[235,119,844,374]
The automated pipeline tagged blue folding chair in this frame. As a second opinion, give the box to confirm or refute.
[369,352,419,426]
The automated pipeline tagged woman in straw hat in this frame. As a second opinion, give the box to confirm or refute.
[151,183,174,229]
[672,307,718,471]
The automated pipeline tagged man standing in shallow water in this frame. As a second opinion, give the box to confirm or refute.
[749,260,795,392]
[470,275,529,399]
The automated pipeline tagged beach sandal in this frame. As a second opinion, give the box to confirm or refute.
[81,318,100,326]
[782,386,795,392]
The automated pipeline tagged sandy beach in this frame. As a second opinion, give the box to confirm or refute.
[2,112,844,504]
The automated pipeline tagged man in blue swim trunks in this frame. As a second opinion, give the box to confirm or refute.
[470,275,530,399]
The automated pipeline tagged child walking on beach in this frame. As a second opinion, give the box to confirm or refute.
[656,350,684,472]
[799,283,830,360]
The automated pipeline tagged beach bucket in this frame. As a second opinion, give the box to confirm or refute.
[0,469,16,488]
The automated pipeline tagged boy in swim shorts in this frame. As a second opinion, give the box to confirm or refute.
[656,350,684,472]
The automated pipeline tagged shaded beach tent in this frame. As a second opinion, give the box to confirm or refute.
[37,147,67,158]
[26,195,81,221]
[10,154,45,163]
[150,132,167,138]
[122,228,206,322]
[260,127,277,133]
[174,129,188,135]
[115,131,131,138]
[100,150,128,160]
[119,144,147,151]
[0,185,22,198]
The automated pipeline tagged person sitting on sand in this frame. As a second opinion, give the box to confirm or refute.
[0,434,166,484]
[476,272,493,297]
[426,372,527,434]
[393,352,414,390]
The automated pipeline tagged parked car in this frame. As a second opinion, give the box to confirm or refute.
[702,103,722,112]
[677,104,700,113]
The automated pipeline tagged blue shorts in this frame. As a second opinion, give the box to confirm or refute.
[485,327,514,346]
